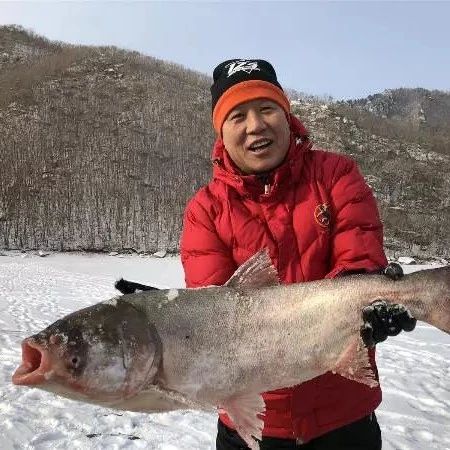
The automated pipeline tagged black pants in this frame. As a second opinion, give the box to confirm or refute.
[216,413,382,450]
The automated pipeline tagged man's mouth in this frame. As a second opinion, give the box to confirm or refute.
[248,139,273,152]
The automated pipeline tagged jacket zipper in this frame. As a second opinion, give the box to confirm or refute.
[258,173,272,196]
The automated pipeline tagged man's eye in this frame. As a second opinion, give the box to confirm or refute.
[230,113,244,121]
[261,106,274,113]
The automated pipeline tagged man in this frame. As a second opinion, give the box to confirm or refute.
[180,59,415,449]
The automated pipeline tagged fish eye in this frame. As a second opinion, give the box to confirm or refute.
[68,355,82,371]
[71,356,79,367]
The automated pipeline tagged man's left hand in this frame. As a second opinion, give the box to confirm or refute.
[360,263,417,347]
[361,301,417,347]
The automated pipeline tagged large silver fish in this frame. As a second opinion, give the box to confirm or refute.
[12,251,450,449]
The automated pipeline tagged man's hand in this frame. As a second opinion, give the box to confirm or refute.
[360,263,417,347]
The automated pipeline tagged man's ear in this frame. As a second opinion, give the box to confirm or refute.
[286,112,293,125]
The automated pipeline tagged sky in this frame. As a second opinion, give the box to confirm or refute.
[0,1,449,100]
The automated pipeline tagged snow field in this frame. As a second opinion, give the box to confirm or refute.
[0,253,449,449]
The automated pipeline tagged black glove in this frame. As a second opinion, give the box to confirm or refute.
[360,263,417,347]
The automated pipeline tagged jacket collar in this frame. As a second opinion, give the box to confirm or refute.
[211,114,313,199]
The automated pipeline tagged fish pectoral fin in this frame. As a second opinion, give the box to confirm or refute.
[219,392,265,450]
[332,336,379,388]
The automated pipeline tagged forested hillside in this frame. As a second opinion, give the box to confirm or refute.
[1,26,449,259]
[0,25,213,252]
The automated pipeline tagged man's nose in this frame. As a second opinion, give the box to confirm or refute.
[246,110,266,134]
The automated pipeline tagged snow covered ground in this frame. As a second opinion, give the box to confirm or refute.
[0,252,449,450]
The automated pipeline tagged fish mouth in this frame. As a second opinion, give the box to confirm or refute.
[12,339,53,385]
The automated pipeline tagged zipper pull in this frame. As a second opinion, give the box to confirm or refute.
[264,184,270,195]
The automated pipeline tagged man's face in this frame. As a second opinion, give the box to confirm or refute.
[221,99,291,174]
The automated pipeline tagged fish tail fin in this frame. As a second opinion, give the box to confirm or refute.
[428,301,450,335]
[405,266,450,334]
[332,336,379,388]
[428,266,450,334]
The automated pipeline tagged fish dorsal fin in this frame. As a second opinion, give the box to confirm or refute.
[225,250,279,289]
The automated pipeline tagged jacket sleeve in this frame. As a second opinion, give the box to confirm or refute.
[325,156,388,279]
[180,192,236,288]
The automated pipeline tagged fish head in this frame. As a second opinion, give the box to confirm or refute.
[12,299,162,405]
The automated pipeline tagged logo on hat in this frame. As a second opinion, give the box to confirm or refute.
[225,60,260,78]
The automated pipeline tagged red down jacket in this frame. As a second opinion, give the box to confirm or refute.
[180,115,387,442]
